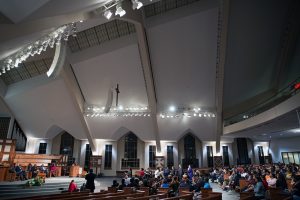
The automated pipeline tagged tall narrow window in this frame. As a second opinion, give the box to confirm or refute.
[38,143,47,154]
[222,146,229,166]
[257,146,265,164]
[149,145,156,168]
[207,146,213,167]
[122,132,139,168]
[60,132,74,157]
[167,146,174,168]
[11,121,27,151]
[105,144,112,169]
[183,134,198,168]
[84,144,92,171]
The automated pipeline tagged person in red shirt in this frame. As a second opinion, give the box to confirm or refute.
[140,168,145,178]
[68,180,78,192]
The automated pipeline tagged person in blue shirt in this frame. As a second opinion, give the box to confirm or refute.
[203,177,211,189]
[15,164,27,181]
[253,176,265,200]
[161,179,169,188]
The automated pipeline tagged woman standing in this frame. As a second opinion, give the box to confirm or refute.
[187,165,193,181]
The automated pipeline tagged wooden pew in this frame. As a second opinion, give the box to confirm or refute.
[158,187,170,194]
[160,193,193,200]
[269,188,291,200]
[54,191,126,200]
[96,191,146,200]
[11,191,92,200]
[201,188,213,194]
[178,188,190,195]
[139,187,150,196]
[125,192,168,200]
[201,192,222,200]
[14,154,63,167]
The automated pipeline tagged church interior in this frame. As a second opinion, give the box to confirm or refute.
[0,0,300,199]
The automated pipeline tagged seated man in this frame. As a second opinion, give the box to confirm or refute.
[31,164,38,178]
[39,164,48,176]
[15,164,27,181]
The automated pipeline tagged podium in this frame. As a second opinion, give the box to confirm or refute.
[69,165,80,177]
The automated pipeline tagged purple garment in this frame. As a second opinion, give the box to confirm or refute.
[188,167,193,180]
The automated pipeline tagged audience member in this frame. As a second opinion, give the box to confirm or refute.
[68,180,78,192]
[85,169,96,192]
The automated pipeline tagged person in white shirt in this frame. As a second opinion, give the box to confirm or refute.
[154,167,160,178]
[267,173,277,187]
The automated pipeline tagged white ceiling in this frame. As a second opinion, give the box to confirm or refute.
[0,0,298,143]
[147,7,218,110]
[4,75,87,139]
[72,44,148,107]
[0,0,49,23]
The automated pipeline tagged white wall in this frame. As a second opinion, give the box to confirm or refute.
[269,136,300,163]
[202,141,234,167]
[25,138,52,154]
[144,141,179,169]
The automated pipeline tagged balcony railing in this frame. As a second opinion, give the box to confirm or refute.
[121,158,140,169]
[224,76,300,126]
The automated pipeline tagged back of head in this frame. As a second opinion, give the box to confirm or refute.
[89,169,93,173]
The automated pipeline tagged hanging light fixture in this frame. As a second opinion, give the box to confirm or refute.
[132,0,143,10]
[115,4,126,17]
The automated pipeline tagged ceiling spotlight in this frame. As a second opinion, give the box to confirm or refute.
[104,10,113,20]
[132,0,143,10]
[115,5,126,17]
[169,106,176,112]
[118,105,124,110]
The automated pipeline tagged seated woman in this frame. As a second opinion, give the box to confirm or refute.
[50,163,57,177]
[111,180,119,188]
[68,180,78,192]
[253,176,265,200]
[161,179,169,188]
[169,176,179,197]
[203,177,211,189]
[267,173,277,188]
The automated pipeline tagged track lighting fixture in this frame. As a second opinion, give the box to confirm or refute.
[104,10,113,19]
[115,4,126,17]
[132,0,143,10]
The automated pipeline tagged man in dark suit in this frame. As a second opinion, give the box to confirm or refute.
[85,169,96,192]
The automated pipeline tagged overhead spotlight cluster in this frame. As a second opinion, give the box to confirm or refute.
[100,0,143,20]
[0,22,79,76]
[160,106,216,119]
[84,105,151,118]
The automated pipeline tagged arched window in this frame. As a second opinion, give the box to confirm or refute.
[122,132,139,168]
[183,134,198,168]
